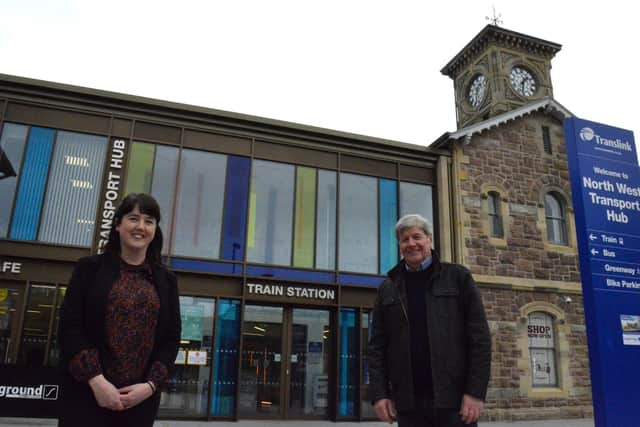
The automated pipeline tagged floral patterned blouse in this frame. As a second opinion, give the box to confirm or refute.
[68,261,167,388]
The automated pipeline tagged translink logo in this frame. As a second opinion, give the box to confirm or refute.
[579,127,595,142]
[579,127,632,152]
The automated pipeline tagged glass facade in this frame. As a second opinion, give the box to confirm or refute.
[339,173,378,274]
[160,296,215,417]
[293,167,317,268]
[400,181,434,225]
[123,142,179,253]
[39,131,107,246]
[220,156,250,263]
[238,305,284,416]
[339,308,358,417]
[315,170,337,270]
[247,160,295,266]
[2,121,434,280]
[0,86,437,422]
[360,311,375,418]
[1,123,106,246]
[172,149,227,259]
[9,127,56,240]
[379,179,398,274]
[211,299,241,416]
[0,281,64,367]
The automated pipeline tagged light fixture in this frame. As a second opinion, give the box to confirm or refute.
[71,179,93,189]
[65,156,89,167]
[253,325,266,332]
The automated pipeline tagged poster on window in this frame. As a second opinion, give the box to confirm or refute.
[531,349,554,385]
[620,314,640,346]
[174,349,186,365]
[186,350,207,366]
[527,312,554,348]
[181,304,204,341]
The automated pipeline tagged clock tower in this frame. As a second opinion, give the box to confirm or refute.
[441,25,562,129]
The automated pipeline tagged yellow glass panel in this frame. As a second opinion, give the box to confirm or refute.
[293,167,316,268]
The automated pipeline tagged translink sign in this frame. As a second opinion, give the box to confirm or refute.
[565,117,640,427]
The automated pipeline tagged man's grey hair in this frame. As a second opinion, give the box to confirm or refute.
[395,214,433,239]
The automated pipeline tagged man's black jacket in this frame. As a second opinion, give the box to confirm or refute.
[368,254,491,411]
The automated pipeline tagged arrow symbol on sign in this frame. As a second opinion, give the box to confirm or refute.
[591,249,599,256]
[589,233,597,241]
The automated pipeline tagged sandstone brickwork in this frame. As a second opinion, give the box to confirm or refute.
[456,111,593,421]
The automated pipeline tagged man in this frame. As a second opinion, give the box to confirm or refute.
[369,214,491,426]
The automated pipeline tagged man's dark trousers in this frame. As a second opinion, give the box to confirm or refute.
[396,395,477,427]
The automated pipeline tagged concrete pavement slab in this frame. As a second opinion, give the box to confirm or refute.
[0,418,595,427]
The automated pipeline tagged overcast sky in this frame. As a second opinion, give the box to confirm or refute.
[2,0,639,163]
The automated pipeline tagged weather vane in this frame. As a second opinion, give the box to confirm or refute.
[485,6,503,26]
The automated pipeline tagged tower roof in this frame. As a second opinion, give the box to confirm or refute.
[440,25,562,79]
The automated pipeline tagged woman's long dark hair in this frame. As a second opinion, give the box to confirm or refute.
[104,193,163,265]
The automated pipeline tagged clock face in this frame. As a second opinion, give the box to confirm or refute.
[468,74,487,109]
[510,66,536,97]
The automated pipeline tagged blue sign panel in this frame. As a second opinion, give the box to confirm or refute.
[564,117,640,427]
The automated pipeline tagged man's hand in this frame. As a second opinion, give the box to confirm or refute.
[88,375,124,411]
[374,398,397,423]
[118,383,154,410]
[459,394,483,424]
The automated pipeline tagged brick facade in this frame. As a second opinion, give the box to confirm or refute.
[455,111,593,420]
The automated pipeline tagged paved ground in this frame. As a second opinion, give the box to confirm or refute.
[0,418,595,427]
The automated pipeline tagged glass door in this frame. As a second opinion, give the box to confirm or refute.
[238,305,284,417]
[18,284,59,366]
[238,305,332,419]
[288,308,331,418]
[0,282,24,364]
[159,296,215,418]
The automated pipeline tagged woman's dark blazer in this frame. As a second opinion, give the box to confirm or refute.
[57,252,181,382]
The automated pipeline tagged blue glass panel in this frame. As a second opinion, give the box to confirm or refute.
[379,179,398,274]
[339,308,358,417]
[9,127,55,240]
[338,273,385,287]
[246,265,335,283]
[221,156,250,261]
[212,299,241,416]
[170,258,243,275]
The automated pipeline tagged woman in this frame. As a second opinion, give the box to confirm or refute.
[57,193,181,427]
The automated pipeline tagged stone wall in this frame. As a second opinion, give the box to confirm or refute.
[480,286,593,421]
[459,112,580,281]
[457,111,593,420]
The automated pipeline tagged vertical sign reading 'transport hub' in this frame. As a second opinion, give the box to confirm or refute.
[564,117,640,427]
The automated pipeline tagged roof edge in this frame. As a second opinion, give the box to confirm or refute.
[429,97,573,148]
[0,73,432,155]
[441,25,562,78]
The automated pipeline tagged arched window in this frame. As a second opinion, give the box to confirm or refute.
[487,191,503,238]
[528,311,558,387]
[545,192,567,245]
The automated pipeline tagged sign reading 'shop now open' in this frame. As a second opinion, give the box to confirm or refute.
[564,117,640,427]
